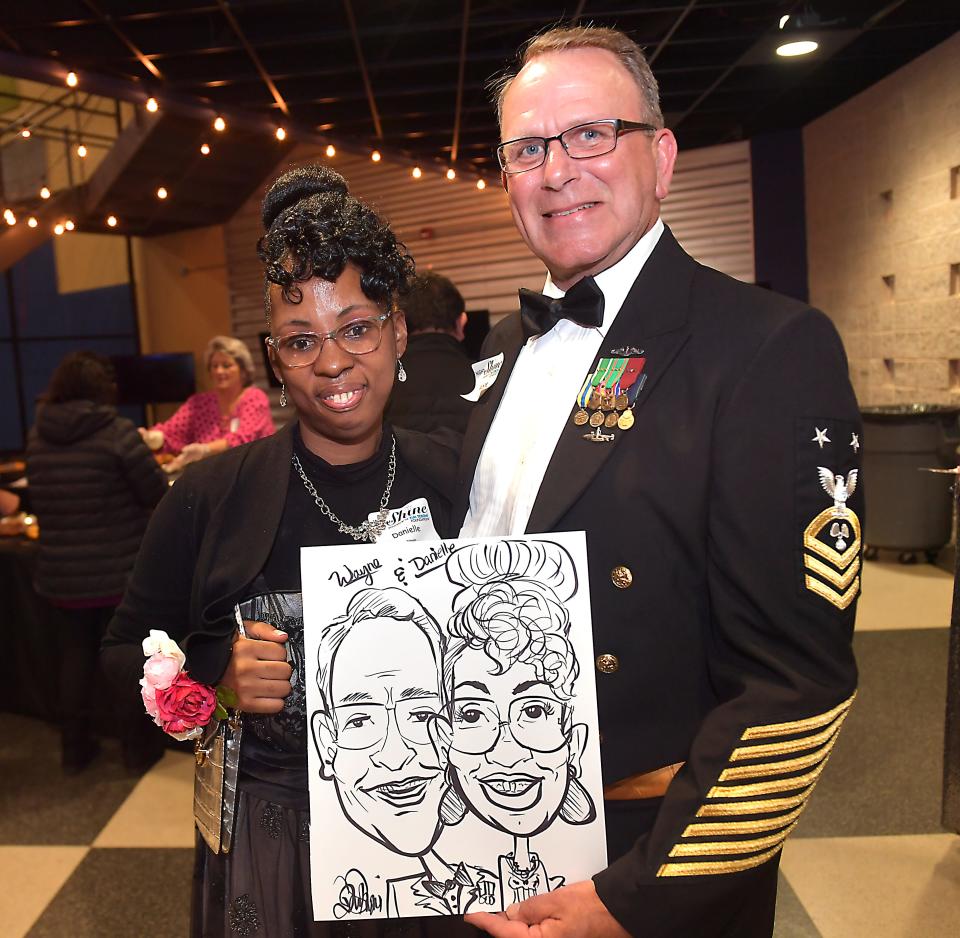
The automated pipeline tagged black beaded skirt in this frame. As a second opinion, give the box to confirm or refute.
[190,792,480,938]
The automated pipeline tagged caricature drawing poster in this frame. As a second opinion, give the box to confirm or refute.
[301,532,607,922]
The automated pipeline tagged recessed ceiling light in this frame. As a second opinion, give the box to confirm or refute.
[776,39,819,57]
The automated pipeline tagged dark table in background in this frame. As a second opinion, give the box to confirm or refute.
[0,536,59,718]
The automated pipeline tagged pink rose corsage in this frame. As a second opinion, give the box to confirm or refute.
[140,629,232,741]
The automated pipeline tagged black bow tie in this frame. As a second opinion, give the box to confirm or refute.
[519,276,605,340]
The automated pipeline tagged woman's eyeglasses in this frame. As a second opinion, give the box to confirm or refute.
[265,312,391,368]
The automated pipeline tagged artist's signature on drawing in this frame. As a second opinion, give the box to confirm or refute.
[333,868,382,918]
[329,559,382,588]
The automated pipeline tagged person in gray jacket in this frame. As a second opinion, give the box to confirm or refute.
[26,350,168,773]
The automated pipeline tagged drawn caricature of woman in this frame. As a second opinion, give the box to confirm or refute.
[431,540,596,907]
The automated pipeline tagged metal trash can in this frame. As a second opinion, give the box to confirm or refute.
[861,404,960,563]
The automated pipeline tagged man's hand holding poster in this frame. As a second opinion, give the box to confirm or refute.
[302,532,606,921]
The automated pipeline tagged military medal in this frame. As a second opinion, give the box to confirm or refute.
[588,359,614,411]
[614,357,647,432]
[571,375,592,427]
[576,356,634,442]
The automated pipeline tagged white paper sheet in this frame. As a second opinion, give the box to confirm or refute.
[302,531,606,921]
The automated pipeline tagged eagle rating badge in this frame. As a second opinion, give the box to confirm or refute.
[803,467,861,610]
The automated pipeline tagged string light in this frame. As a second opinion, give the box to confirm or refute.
[3,210,15,226]
[66,71,78,87]
[156,186,168,200]
[40,186,51,199]
[476,178,487,190]
[106,215,118,227]
[275,127,287,141]
[27,217,38,228]
[446,168,456,180]
[371,150,381,162]
[412,166,422,179]
[54,223,65,235]
[64,219,75,231]
[200,142,211,155]
[325,144,336,158]
[145,97,159,112]
[76,143,87,158]
[20,127,31,138]
[213,116,226,132]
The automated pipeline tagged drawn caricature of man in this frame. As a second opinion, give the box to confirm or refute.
[431,541,597,907]
[311,586,497,918]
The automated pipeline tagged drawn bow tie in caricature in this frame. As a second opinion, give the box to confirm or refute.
[818,467,858,518]
[420,863,476,913]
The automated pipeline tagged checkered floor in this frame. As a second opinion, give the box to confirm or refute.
[2,558,958,937]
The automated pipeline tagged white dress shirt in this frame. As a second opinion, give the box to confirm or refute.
[461,218,664,537]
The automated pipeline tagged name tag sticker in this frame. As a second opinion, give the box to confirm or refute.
[461,352,504,401]
[370,497,439,542]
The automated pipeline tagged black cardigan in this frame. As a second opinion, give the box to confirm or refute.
[101,422,459,701]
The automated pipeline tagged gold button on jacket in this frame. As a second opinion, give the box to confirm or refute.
[611,565,633,589]
[596,653,620,673]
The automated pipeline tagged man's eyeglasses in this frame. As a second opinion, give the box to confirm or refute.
[450,697,569,755]
[333,697,441,751]
[496,118,657,175]
[265,312,392,368]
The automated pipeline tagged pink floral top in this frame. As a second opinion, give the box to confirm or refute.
[154,387,275,454]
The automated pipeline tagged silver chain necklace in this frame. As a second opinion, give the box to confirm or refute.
[292,436,397,542]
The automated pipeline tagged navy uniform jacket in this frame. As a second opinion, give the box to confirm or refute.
[454,227,863,936]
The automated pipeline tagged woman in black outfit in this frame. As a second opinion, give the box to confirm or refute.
[27,350,168,773]
[102,165,472,937]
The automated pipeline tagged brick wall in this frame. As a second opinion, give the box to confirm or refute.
[804,32,960,406]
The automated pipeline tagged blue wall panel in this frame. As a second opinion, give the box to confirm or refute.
[11,242,135,338]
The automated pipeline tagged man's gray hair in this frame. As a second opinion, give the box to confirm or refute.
[490,24,663,130]
[204,335,254,386]
[316,587,447,716]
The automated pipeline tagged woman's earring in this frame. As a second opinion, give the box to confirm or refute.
[279,384,287,407]
[397,359,407,383]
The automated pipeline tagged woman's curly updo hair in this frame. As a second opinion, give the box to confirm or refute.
[257,164,414,316]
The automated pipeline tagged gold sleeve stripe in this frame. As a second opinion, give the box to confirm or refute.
[730,711,847,761]
[805,574,860,610]
[668,820,798,858]
[708,759,827,800]
[696,789,812,817]
[682,805,805,838]
[658,844,783,878]
[740,693,855,740]
[804,553,861,589]
[719,734,839,781]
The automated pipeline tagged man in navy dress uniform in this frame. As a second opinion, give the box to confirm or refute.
[457,24,863,938]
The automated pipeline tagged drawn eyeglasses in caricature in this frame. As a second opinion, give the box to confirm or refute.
[450,697,569,755]
[332,696,443,751]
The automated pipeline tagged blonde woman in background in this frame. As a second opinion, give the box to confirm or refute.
[140,335,275,471]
